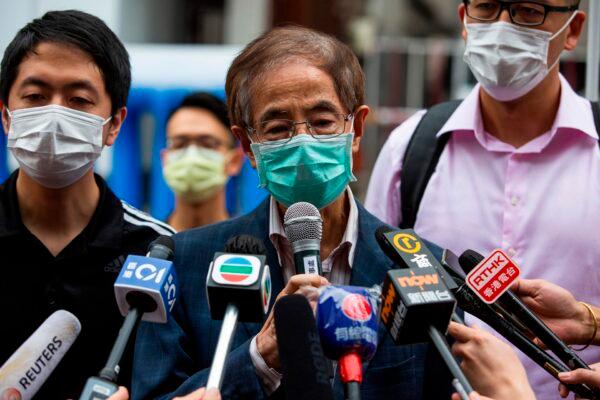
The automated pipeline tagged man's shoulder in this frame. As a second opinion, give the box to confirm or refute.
[173,210,266,254]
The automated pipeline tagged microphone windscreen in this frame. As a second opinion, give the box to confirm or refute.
[147,235,175,260]
[274,295,334,400]
[458,250,485,274]
[0,310,81,400]
[224,234,267,256]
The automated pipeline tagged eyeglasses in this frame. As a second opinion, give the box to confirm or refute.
[247,113,354,144]
[463,0,579,27]
[167,134,228,151]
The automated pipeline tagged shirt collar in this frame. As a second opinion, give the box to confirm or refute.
[268,187,359,268]
[0,170,123,249]
[436,74,599,143]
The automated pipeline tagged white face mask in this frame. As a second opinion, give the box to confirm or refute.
[463,12,578,101]
[5,104,112,188]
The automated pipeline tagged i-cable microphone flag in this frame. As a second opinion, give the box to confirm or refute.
[0,310,81,400]
[206,235,272,390]
[284,202,323,275]
[79,235,177,400]
[275,294,334,400]
[375,227,473,399]
[316,286,379,400]
[459,249,600,397]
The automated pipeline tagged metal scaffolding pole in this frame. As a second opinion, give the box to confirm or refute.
[586,0,600,101]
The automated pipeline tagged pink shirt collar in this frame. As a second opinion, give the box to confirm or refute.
[436,74,598,153]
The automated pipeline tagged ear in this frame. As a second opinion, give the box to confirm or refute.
[232,125,256,168]
[564,12,586,51]
[1,107,9,134]
[458,3,467,41]
[225,146,245,177]
[104,107,127,147]
[351,105,370,154]
[160,148,167,167]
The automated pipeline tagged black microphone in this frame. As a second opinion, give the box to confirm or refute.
[79,236,177,399]
[274,294,334,400]
[459,249,593,372]
[205,235,271,389]
[375,227,473,399]
[284,202,323,275]
[439,254,597,400]
[451,282,598,399]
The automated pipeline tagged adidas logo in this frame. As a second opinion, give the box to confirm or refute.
[104,255,126,273]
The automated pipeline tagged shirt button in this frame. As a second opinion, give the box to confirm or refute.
[510,196,520,206]
[508,248,517,257]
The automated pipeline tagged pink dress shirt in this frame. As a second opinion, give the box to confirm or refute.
[365,75,600,399]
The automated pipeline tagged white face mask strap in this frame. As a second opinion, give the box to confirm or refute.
[102,116,113,126]
[550,11,579,41]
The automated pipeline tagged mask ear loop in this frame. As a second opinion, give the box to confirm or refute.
[546,11,580,71]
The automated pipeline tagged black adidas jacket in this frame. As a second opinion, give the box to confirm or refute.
[0,171,175,399]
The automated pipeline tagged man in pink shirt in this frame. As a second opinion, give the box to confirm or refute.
[366,1,599,398]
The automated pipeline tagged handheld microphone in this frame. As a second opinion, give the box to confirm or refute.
[452,282,598,399]
[79,235,177,399]
[316,286,379,400]
[284,202,323,275]
[0,310,81,400]
[205,235,272,390]
[274,294,334,400]
[459,249,593,371]
[375,227,473,399]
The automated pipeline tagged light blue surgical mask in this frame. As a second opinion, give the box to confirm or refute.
[251,133,356,209]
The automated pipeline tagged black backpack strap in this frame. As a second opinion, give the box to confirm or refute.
[592,101,600,149]
[400,100,462,229]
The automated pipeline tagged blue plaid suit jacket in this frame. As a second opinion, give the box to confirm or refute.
[132,198,453,399]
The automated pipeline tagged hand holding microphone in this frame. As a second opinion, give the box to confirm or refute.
[511,278,600,347]
[448,322,536,400]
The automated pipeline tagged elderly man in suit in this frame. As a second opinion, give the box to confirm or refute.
[132,26,453,400]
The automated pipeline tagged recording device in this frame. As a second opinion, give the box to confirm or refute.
[459,249,593,371]
[284,202,323,275]
[316,286,379,400]
[0,310,81,400]
[452,281,597,399]
[79,236,177,399]
[274,294,334,400]
[438,250,597,399]
[375,227,473,399]
[206,235,272,389]
[459,249,600,398]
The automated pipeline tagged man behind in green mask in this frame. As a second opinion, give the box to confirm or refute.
[162,92,244,231]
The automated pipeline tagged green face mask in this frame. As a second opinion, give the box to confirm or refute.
[251,133,356,209]
[163,145,227,203]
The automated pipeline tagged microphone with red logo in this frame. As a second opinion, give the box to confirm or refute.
[79,235,177,399]
[375,227,473,399]
[205,235,272,390]
[459,249,600,398]
[316,286,379,400]
[439,249,598,399]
